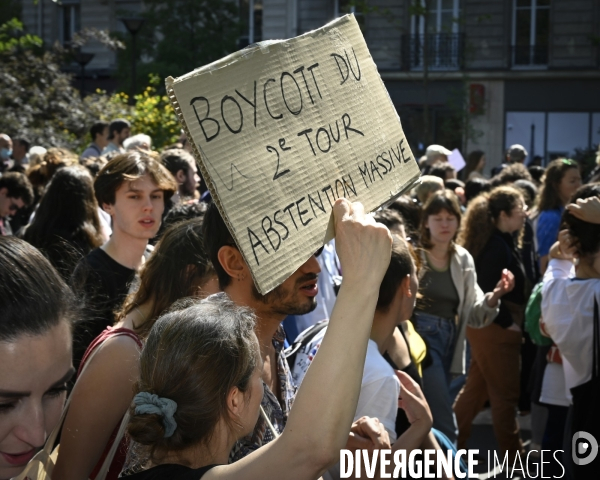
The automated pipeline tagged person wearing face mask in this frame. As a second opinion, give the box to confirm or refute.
[0,237,78,480]
[412,190,514,443]
[0,134,13,172]
[0,172,34,236]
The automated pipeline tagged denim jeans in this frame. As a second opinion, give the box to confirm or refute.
[413,312,458,444]
[449,341,471,402]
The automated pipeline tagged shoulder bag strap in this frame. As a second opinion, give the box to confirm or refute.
[94,411,131,480]
[11,340,109,480]
[83,331,141,480]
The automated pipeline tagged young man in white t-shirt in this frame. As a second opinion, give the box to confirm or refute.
[292,237,424,434]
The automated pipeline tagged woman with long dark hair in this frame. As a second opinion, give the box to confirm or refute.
[454,186,529,461]
[22,166,104,279]
[464,150,486,181]
[54,218,218,480]
[534,158,581,273]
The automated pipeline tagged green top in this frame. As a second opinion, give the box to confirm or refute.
[415,257,460,321]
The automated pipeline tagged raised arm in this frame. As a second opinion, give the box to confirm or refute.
[214,199,392,480]
[565,196,600,224]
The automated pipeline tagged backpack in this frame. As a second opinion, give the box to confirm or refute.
[284,320,329,370]
[524,281,553,346]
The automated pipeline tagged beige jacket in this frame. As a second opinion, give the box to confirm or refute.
[419,244,499,375]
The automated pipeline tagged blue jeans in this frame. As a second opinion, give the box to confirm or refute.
[414,312,459,444]
[449,341,471,402]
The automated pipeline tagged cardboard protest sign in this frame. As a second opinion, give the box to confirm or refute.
[166,14,421,294]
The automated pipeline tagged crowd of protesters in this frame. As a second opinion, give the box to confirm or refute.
[0,118,599,480]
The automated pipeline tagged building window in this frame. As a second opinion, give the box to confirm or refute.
[412,0,460,35]
[334,0,365,29]
[60,2,81,45]
[512,0,550,67]
[239,0,262,47]
[405,0,463,71]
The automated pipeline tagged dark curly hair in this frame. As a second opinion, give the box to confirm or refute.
[562,183,600,258]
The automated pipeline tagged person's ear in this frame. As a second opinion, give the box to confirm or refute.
[175,169,187,184]
[399,274,413,298]
[102,202,114,215]
[227,385,245,419]
[218,245,249,282]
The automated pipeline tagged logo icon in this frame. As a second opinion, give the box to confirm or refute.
[572,431,599,466]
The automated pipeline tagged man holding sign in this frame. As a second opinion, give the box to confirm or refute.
[169,12,420,465]
[203,203,391,461]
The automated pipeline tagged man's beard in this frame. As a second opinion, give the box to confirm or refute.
[251,273,318,316]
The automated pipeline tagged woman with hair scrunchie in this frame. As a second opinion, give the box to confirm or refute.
[133,393,178,438]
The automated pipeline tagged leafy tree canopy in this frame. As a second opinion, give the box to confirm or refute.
[0,19,91,147]
[118,0,241,91]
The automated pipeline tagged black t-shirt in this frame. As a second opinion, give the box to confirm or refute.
[474,230,528,328]
[70,247,136,370]
[520,217,541,285]
[122,464,217,480]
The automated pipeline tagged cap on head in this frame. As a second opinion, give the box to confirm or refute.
[425,144,452,164]
[507,144,528,163]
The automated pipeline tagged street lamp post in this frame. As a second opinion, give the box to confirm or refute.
[73,49,95,99]
[120,17,145,104]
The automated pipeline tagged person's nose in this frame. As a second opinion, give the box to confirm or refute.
[302,254,321,274]
[13,402,47,448]
[142,195,154,211]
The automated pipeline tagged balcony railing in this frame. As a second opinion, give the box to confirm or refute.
[511,45,548,67]
[401,33,465,71]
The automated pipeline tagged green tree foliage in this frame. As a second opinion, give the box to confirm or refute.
[0,18,180,151]
[117,0,240,93]
[85,74,180,150]
[0,19,90,147]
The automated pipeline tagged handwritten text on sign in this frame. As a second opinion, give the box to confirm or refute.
[167,15,421,293]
